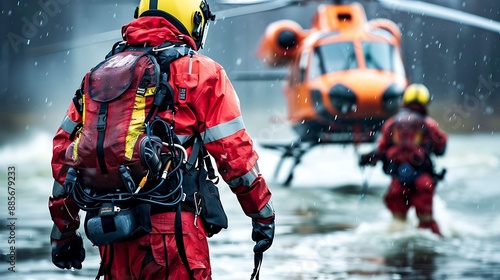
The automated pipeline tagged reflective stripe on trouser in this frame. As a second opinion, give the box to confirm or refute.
[98,212,212,280]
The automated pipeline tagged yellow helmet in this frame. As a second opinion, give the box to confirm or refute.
[402,84,430,107]
[135,0,215,49]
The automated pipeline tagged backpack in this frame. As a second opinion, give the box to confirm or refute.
[386,109,434,184]
[62,42,228,249]
[64,42,193,206]
[390,110,427,151]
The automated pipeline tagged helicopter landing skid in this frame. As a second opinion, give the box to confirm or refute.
[260,133,376,186]
[260,141,320,187]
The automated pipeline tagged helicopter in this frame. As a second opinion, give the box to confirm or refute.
[215,0,500,186]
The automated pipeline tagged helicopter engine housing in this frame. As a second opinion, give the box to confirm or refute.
[258,19,305,67]
[368,19,402,44]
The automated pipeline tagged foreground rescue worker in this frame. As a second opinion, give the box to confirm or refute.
[360,84,447,236]
[48,1,275,279]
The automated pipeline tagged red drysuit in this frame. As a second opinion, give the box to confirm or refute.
[49,17,274,279]
[377,103,447,235]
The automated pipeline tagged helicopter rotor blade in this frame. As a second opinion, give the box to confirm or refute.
[217,0,276,4]
[377,0,500,34]
[215,0,295,20]
[229,70,288,81]
[26,2,297,57]
[26,30,121,57]
[27,0,500,57]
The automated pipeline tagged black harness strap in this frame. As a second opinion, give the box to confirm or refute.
[175,204,196,280]
[137,246,155,278]
[185,137,203,171]
[73,89,84,116]
[185,135,217,181]
[201,145,219,184]
[96,102,108,174]
[95,245,106,280]
[95,244,114,280]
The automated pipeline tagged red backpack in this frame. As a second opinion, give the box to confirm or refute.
[65,44,192,194]
[387,109,431,170]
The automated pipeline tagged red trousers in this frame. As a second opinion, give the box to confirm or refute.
[98,212,212,280]
[384,173,441,235]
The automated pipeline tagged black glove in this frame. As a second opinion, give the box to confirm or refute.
[359,151,379,167]
[51,233,85,270]
[252,219,275,254]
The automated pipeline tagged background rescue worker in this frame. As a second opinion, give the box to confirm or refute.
[360,84,447,236]
[49,1,275,279]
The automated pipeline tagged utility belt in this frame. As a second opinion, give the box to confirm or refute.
[83,198,199,247]
[383,160,435,187]
[150,201,195,215]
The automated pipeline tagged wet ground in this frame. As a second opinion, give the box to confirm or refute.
[1,132,499,279]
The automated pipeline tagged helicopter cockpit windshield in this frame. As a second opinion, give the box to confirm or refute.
[308,41,406,80]
[362,41,406,76]
[309,42,357,79]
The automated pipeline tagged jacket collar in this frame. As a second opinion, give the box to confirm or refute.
[121,16,197,50]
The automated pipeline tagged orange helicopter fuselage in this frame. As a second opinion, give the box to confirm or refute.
[259,3,409,142]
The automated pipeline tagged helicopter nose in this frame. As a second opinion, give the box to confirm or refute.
[330,84,357,114]
[382,83,404,112]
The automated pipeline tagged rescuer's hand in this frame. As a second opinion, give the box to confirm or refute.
[51,232,85,270]
[252,218,275,254]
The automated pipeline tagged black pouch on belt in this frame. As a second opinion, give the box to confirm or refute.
[84,203,152,246]
[182,137,228,237]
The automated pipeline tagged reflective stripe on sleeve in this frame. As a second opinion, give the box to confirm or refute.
[201,116,245,144]
[227,164,260,188]
[50,224,75,240]
[177,134,194,145]
[60,115,79,134]
[248,200,275,219]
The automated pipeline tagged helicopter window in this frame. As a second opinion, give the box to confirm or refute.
[309,42,357,80]
[362,42,397,71]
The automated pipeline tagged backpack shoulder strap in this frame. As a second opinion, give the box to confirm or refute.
[145,44,196,121]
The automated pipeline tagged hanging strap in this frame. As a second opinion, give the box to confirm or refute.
[185,135,219,184]
[175,204,196,280]
[185,136,203,171]
[201,143,218,183]
[95,244,114,280]
[250,252,263,280]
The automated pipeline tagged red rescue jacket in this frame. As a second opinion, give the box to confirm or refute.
[49,17,274,238]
